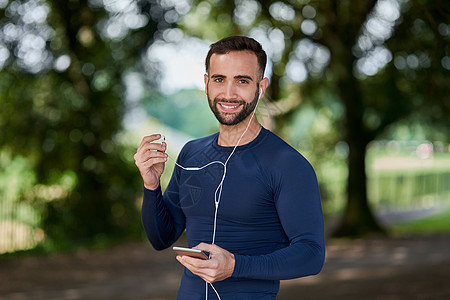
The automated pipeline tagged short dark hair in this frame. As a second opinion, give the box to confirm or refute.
[205,36,267,79]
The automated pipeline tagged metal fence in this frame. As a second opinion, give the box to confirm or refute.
[0,200,42,254]
[370,171,450,211]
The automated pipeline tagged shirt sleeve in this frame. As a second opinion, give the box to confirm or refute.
[232,153,325,280]
[141,165,186,251]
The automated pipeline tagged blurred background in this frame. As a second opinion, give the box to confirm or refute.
[0,0,449,299]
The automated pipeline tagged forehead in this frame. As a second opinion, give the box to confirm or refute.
[209,51,259,77]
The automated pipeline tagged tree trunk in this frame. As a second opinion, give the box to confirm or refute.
[333,137,386,237]
[325,0,385,236]
[332,76,385,237]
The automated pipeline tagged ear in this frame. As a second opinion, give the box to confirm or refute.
[259,77,269,99]
[204,74,209,95]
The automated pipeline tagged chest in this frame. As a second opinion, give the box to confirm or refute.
[178,154,277,222]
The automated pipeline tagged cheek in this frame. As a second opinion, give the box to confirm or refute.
[206,88,218,102]
[207,86,226,101]
[242,88,259,102]
[206,81,217,95]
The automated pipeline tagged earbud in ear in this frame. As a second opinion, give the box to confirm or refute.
[259,88,263,100]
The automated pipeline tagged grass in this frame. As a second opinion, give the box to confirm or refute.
[390,208,450,236]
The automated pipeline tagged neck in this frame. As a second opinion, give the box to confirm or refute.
[217,117,261,147]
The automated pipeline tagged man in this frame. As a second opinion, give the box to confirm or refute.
[134,36,325,299]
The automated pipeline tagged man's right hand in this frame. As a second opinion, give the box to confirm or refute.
[134,134,168,190]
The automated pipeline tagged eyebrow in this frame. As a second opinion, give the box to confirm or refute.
[235,75,254,81]
[210,74,254,81]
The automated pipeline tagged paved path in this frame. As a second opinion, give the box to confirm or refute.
[1,234,449,299]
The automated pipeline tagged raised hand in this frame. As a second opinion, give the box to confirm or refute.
[134,134,168,190]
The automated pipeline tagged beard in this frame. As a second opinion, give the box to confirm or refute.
[208,89,260,126]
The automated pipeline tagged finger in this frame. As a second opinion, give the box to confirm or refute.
[176,256,198,273]
[138,134,161,147]
[138,150,167,163]
[193,243,218,253]
[134,149,167,166]
[176,259,210,282]
[136,140,166,158]
[177,256,221,283]
[139,156,168,169]
[137,134,164,153]
[177,255,211,269]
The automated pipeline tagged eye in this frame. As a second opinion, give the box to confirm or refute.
[214,77,223,83]
[238,79,249,84]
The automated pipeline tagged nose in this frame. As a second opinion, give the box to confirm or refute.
[223,82,238,100]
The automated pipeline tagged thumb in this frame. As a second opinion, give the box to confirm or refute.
[193,243,217,253]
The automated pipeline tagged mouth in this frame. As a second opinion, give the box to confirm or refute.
[217,101,243,113]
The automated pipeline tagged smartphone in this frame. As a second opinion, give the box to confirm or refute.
[173,246,209,260]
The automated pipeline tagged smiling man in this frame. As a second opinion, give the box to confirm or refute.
[206,47,266,127]
[134,36,325,300]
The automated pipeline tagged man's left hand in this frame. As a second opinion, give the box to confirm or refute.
[176,243,235,283]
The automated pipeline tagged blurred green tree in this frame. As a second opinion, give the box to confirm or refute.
[0,0,180,247]
[181,0,449,236]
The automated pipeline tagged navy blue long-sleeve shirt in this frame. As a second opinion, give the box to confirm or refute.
[142,127,325,299]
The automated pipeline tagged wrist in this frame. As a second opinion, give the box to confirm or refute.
[229,253,236,277]
[144,182,160,191]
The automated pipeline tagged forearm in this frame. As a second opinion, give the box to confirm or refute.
[232,239,325,280]
[141,186,184,250]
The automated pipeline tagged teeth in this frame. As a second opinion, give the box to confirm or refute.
[221,104,239,109]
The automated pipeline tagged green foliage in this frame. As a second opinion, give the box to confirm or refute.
[391,208,450,235]
[0,0,180,250]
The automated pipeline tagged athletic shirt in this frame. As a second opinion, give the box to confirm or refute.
[142,127,325,299]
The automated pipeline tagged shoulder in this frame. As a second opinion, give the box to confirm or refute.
[256,130,319,199]
[257,129,314,172]
[260,129,306,159]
